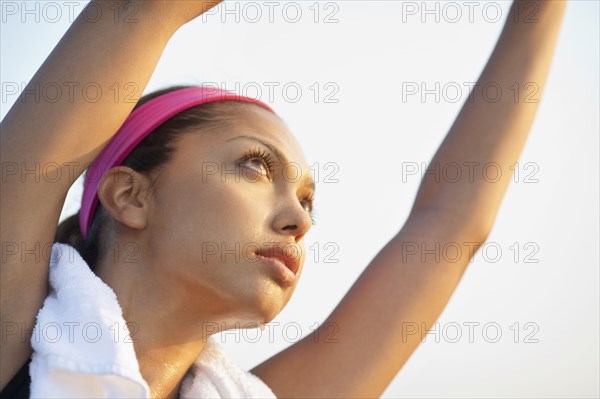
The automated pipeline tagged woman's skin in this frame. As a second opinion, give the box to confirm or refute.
[0,0,567,398]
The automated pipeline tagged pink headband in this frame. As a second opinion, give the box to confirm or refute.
[79,86,275,239]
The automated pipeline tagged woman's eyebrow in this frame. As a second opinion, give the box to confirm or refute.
[226,134,316,193]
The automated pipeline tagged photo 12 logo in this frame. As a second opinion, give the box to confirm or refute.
[1,1,139,24]
[400,1,539,24]
[402,321,541,344]
[201,1,341,24]
[205,320,340,344]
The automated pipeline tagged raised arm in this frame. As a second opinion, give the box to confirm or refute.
[250,1,568,397]
[0,0,222,389]
[408,0,567,233]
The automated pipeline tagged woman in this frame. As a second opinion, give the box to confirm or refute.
[0,0,567,397]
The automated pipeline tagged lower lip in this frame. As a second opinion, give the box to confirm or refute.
[255,254,296,286]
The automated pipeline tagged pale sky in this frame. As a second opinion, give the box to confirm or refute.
[1,1,598,397]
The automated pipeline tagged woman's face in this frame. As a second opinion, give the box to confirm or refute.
[143,104,315,329]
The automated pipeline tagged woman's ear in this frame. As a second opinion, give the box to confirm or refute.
[97,166,153,233]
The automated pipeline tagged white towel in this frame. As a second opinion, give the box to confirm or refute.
[29,242,277,398]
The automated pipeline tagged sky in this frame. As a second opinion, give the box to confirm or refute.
[1,1,598,397]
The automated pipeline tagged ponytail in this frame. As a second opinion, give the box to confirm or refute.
[54,209,102,271]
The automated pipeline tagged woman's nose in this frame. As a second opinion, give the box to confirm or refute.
[273,196,313,242]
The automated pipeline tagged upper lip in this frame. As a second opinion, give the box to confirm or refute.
[255,244,302,275]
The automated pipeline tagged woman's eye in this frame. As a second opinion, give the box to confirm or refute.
[243,158,270,177]
[302,200,317,225]
[301,201,311,212]
[237,148,276,181]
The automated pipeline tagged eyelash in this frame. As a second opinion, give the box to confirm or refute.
[302,194,317,226]
[237,147,276,180]
[238,147,317,226]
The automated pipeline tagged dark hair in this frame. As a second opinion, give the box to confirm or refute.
[54,85,269,271]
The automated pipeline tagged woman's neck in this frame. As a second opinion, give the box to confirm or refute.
[136,338,206,398]
[94,254,210,398]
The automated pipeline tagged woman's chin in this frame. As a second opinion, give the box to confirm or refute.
[237,286,290,324]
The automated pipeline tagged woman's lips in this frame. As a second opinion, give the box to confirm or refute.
[255,253,296,286]
[255,244,301,275]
